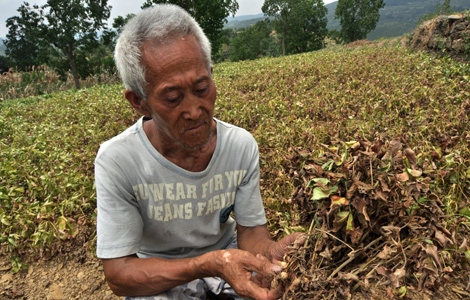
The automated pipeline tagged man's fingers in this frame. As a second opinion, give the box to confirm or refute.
[281,232,305,247]
[271,232,306,261]
[239,278,282,300]
[251,253,281,276]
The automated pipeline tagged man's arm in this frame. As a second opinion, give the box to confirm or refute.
[237,223,303,262]
[102,248,283,299]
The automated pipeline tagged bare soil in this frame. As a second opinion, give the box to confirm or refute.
[0,254,119,300]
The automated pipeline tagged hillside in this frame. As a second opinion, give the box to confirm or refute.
[327,0,470,40]
[1,39,470,299]
[225,0,470,40]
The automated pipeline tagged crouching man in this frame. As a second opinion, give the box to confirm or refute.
[95,4,301,300]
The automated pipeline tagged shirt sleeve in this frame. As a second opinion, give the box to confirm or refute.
[232,134,267,227]
[95,155,143,259]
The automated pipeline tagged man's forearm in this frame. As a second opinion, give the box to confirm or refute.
[236,224,277,260]
[102,252,219,297]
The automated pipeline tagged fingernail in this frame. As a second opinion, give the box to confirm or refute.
[272,265,282,272]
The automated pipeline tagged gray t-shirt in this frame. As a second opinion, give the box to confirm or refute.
[95,117,267,259]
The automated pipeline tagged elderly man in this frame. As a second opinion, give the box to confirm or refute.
[95,4,300,300]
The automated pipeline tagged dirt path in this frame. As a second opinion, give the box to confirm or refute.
[0,254,119,300]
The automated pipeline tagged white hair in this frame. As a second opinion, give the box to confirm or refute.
[114,4,212,101]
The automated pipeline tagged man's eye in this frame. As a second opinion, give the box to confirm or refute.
[167,95,182,103]
[195,87,208,95]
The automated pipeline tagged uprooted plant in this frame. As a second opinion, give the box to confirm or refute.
[271,137,470,299]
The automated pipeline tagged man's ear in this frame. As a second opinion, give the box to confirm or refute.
[125,90,151,117]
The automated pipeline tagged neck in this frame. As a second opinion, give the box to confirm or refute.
[143,119,217,172]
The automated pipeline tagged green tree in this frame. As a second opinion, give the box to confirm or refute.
[5,4,47,70]
[334,0,386,43]
[0,55,13,74]
[141,0,239,60]
[229,19,279,62]
[101,14,137,51]
[262,0,327,56]
[5,0,111,89]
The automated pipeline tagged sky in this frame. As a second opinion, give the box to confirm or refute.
[0,0,337,38]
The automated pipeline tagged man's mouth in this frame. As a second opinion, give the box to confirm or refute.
[182,121,207,133]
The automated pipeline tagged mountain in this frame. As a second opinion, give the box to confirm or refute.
[225,0,470,40]
[224,13,266,30]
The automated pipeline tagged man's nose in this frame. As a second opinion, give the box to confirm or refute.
[183,94,203,120]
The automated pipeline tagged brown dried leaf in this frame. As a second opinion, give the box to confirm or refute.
[376,266,390,276]
[404,147,417,167]
[352,197,370,222]
[346,182,358,199]
[425,244,442,270]
[382,137,402,161]
[356,181,374,194]
[459,238,468,251]
[377,245,394,260]
[378,174,390,192]
[386,286,394,298]
[337,272,360,282]
[396,172,409,182]
[392,151,403,165]
[423,256,439,274]
[391,267,406,288]
[435,230,453,247]
[371,140,385,156]
[380,225,401,237]
[319,246,333,261]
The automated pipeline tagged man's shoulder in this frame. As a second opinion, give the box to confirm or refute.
[96,118,142,160]
[216,119,258,155]
[217,119,254,141]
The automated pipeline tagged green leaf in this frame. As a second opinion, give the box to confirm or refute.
[459,207,470,218]
[337,211,349,223]
[8,237,17,248]
[321,160,334,171]
[311,185,338,201]
[418,197,429,204]
[445,153,454,165]
[346,213,354,231]
[398,286,408,297]
[307,178,330,187]
[14,187,25,193]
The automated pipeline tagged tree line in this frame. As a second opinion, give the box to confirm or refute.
[0,0,386,88]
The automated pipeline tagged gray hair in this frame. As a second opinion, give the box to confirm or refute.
[114,4,212,101]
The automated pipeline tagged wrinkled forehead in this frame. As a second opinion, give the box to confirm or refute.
[141,35,209,74]
[141,35,210,85]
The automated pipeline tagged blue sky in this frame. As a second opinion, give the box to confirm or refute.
[0,0,337,38]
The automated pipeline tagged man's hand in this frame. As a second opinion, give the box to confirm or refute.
[209,249,282,300]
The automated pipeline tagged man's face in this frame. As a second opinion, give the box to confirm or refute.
[140,35,216,151]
